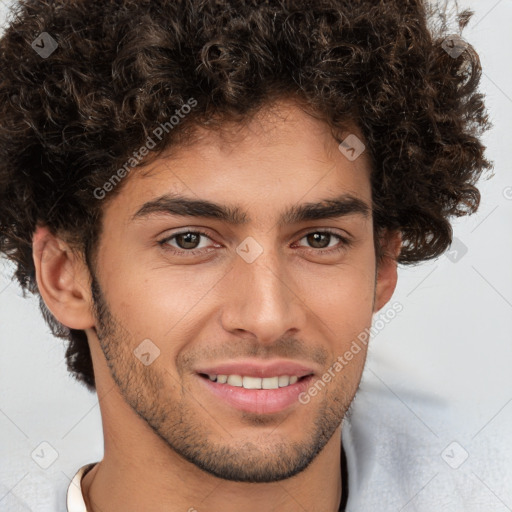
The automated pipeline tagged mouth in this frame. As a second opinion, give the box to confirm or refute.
[198,373,311,389]
[196,372,316,415]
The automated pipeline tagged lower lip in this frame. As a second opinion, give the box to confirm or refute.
[197,374,314,414]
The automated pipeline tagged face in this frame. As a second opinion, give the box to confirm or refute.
[86,100,395,483]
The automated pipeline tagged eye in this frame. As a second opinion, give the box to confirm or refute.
[159,230,217,255]
[295,230,351,253]
[158,228,352,258]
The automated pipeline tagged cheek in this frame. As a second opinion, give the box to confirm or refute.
[97,253,226,353]
[293,257,375,376]
[295,257,376,322]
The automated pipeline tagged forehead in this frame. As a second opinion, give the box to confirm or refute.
[103,99,372,221]
[146,99,367,168]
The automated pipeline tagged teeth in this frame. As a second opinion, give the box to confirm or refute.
[227,375,243,386]
[243,376,262,389]
[262,376,279,389]
[207,374,302,389]
[278,375,289,387]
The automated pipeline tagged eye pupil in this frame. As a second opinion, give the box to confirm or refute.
[307,232,330,249]
[177,232,200,249]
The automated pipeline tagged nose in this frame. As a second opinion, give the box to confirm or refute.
[219,242,307,345]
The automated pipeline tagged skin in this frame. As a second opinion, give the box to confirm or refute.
[32,99,401,512]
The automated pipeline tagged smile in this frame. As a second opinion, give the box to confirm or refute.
[197,373,315,414]
[202,374,302,389]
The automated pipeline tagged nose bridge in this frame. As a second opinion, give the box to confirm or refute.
[220,237,303,342]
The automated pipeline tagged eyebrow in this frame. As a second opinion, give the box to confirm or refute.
[131,192,371,226]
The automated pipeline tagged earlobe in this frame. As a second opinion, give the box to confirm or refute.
[32,224,95,330]
[373,230,402,312]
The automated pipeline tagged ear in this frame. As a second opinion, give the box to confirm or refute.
[32,224,95,330]
[373,229,402,313]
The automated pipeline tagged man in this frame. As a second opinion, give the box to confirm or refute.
[0,0,491,510]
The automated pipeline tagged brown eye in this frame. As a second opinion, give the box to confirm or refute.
[298,231,345,250]
[160,230,215,254]
[294,230,352,256]
[174,232,201,249]
[305,232,332,249]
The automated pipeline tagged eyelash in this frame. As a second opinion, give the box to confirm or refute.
[158,229,352,257]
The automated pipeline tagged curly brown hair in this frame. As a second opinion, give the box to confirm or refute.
[0,0,492,391]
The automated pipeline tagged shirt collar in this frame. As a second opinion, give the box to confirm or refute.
[67,462,97,512]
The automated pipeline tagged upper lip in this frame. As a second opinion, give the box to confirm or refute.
[196,359,316,378]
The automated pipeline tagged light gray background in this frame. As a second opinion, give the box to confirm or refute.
[0,0,510,511]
